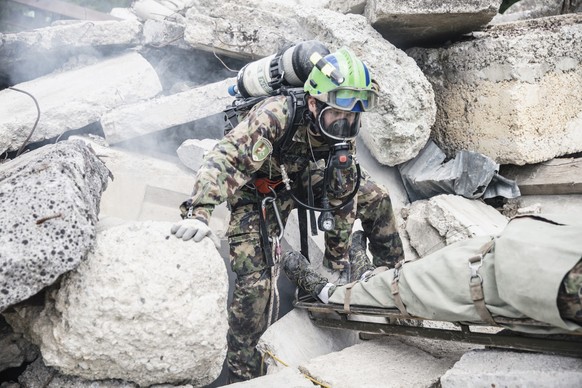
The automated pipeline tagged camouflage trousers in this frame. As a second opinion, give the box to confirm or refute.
[327,171,404,270]
[558,259,582,324]
[225,169,404,381]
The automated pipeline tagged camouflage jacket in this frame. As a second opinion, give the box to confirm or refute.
[184,94,357,224]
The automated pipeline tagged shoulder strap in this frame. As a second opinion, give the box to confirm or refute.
[272,88,307,159]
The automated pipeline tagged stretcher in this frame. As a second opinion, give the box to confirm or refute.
[293,292,582,358]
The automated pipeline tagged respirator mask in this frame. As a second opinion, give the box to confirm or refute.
[313,102,360,171]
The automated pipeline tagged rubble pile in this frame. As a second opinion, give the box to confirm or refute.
[0,0,581,387]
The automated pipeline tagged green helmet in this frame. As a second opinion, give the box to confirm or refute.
[304,47,378,112]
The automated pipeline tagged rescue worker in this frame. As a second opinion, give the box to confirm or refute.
[170,46,404,382]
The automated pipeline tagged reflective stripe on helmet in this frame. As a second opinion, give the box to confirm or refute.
[304,47,378,112]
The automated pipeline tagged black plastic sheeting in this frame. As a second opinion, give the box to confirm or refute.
[399,140,521,202]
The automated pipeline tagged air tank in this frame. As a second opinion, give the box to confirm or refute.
[229,40,330,98]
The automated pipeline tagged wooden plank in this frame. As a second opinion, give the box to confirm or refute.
[9,0,120,21]
[501,157,582,195]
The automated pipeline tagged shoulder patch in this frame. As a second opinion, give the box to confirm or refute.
[252,136,273,162]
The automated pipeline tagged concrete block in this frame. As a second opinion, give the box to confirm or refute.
[300,336,465,388]
[365,0,500,48]
[441,349,582,388]
[408,14,582,165]
[257,309,361,373]
[101,78,234,145]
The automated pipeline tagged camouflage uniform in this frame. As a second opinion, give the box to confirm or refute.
[184,95,403,381]
[558,259,582,324]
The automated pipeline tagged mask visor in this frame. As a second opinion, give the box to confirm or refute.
[318,107,361,141]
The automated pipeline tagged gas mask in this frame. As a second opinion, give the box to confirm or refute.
[315,105,360,170]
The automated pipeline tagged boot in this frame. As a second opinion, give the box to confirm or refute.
[282,251,329,298]
[348,231,375,283]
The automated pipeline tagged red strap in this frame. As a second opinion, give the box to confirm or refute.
[255,177,283,194]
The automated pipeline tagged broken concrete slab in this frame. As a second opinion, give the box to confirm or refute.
[0,140,109,312]
[427,194,508,245]
[228,366,315,387]
[441,349,582,387]
[0,51,162,155]
[328,0,367,14]
[257,309,361,374]
[492,0,564,24]
[100,77,234,145]
[184,1,313,60]
[0,316,38,374]
[142,19,190,50]
[402,199,444,259]
[299,336,466,387]
[0,20,143,84]
[132,0,188,23]
[408,14,582,165]
[404,195,508,259]
[365,0,501,49]
[4,221,229,387]
[17,357,138,388]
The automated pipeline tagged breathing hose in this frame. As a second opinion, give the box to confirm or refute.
[281,159,362,213]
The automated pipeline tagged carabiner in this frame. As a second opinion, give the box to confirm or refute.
[261,188,285,242]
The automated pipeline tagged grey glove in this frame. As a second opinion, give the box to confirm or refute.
[170,219,220,248]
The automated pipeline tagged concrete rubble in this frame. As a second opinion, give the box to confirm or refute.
[403,194,509,259]
[366,0,501,48]
[0,140,109,312]
[407,13,582,165]
[441,349,582,387]
[4,221,228,387]
[0,52,162,155]
[177,138,219,172]
[0,20,143,84]
[0,0,582,387]
[101,78,235,145]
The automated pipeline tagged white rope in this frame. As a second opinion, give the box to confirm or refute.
[267,236,282,327]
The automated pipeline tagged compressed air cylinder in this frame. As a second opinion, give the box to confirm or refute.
[233,40,330,98]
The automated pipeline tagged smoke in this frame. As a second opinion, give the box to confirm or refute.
[0,1,248,160]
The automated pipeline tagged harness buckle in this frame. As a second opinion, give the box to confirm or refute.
[468,254,484,284]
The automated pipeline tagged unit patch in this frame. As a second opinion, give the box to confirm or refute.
[251,137,273,162]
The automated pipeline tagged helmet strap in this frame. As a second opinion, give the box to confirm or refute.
[306,99,327,135]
